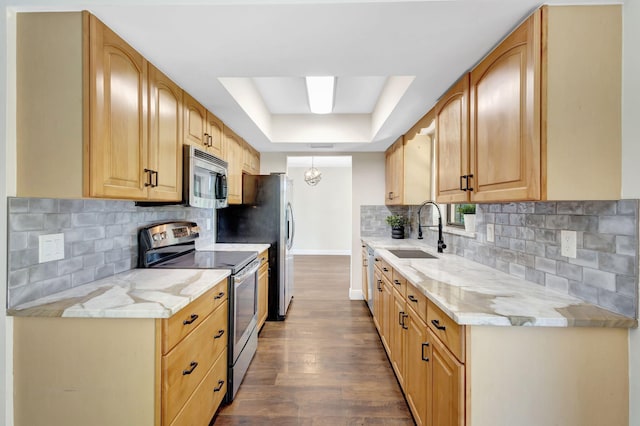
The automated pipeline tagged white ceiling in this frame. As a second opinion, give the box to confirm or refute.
[10,0,621,153]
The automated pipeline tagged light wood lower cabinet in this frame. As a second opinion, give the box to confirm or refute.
[13,278,229,426]
[257,249,269,331]
[372,259,629,426]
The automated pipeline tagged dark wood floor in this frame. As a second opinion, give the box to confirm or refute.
[214,255,414,425]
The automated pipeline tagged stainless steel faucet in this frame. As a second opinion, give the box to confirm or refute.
[417,201,447,253]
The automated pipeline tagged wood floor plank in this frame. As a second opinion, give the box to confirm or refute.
[214,255,413,425]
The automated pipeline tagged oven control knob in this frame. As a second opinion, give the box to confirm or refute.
[152,232,166,241]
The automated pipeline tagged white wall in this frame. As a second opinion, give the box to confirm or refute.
[1,3,14,424]
[287,165,352,255]
[350,153,385,299]
[622,0,640,424]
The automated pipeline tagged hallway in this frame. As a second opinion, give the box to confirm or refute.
[215,255,414,425]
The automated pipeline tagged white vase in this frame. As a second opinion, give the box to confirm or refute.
[463,214,476,233]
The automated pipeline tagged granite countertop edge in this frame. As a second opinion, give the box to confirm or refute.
[362,237,637,329]
[7,268,231,319]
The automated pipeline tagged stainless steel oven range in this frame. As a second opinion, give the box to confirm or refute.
[138,221,259,403]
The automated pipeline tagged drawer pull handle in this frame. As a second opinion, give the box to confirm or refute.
[402,313,409,329]
[408,295,418,303]
[382,267,389,272]
[431,319,446,331]
[214,329,225,339]
[182,361,198,375]
[183,314,199,325]
[422,342,430,362]
[393,279,401,286]
[213,380,225,392]
[214,292,225,300]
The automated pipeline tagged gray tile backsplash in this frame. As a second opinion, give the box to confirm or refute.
[7,197,214,308]
[361,200,639,318]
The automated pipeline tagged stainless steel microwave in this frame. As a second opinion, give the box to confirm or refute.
[183,145,228,209]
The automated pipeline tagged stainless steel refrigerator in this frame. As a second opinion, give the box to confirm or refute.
[216,174,294,320]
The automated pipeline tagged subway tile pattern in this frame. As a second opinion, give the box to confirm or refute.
[361,201,638,318]
[7,197,214,308]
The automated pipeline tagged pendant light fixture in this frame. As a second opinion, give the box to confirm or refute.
[304,157,322,186]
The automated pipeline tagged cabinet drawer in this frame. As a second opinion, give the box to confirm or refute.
[379,258,393,281]
[170,348,227,426]
[162,303,228,423]
[427,299,465,363]
[405,284,427,323]
[162,278,228,354]
[391,269,407,299]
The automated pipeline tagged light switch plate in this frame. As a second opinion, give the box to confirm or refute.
[560,230,577,258]
[39,233,65,263]
[486,223,495,243]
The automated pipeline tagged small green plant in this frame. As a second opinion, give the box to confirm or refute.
[385,214,406,228]
[456,204,476,215]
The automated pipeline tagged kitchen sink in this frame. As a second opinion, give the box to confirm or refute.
[388,249,438,259]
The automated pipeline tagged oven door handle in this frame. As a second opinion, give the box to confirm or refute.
[234,259,261,283]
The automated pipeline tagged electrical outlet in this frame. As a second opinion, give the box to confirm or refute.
[560,230,577,258]
[206,218,212,231]
[486,223,495,243]
[39,233,65,263]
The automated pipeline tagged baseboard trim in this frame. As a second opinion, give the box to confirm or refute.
[349,289,364,300]
[290,249,351,256]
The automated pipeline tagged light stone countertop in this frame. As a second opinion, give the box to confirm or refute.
[363,237,637,328]
[7,268,230,318]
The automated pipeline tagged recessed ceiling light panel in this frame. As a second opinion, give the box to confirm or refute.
[306,76,335,114]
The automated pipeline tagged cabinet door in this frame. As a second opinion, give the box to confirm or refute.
[361,247,368,305]
[257,260,269,331]
[469,12,541,202]
[390,289,406,388]
[373,269,383,333]
[206,111,223,158]
[183,92,207,149]
[405,309,429,426]
[380,277,393,353]
[429,329,464,426]
[385,138,403,205]
[435,74,470,204]
[148,65,182,201]
[88,14,148,199]
[225,129,243,204]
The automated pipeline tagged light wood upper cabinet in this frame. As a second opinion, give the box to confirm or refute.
[17,12,181,202]
[242,141,261,175]
[206,112,224,158]
[224,127,244,204]
[183,94,225,159]
[183,92,208,150]
[385,110,434,206]
[385,137,404,205]
[436,75,470,204]
[88,13,149,199]
[435,5,622,203]
[148,65,183,201]
[469,11,540,202]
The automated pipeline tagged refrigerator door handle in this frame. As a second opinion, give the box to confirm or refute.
[286,202,295,250]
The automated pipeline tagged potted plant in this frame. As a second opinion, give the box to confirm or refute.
[457,204,476,233]
[386,214,406,239]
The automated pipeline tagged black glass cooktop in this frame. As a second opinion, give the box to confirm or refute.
[152,250,257,274]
